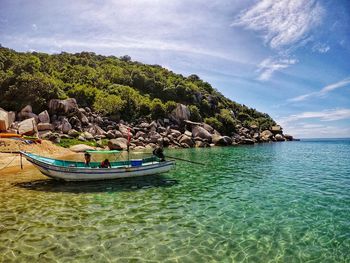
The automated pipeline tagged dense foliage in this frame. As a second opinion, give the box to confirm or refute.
[0,46,276,134]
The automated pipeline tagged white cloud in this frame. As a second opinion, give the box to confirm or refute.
[289,77,350,102]
[312,43,330,53]
[279,109,350,126]
[257,56,298,81]
[232,0,324,49]
[233,0,325,80]
[32,24,37,31]
[277,109,350,138]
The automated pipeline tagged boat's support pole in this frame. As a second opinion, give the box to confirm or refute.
[20,152,23,169]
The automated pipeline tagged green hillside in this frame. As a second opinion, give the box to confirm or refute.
[0,46,276,135]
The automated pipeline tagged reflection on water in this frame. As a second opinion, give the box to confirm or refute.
[14,176,178,193]
[1,141,350,262]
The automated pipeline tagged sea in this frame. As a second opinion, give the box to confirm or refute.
[0,139,349,262]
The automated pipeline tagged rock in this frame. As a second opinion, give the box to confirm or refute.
[68,129,80,137]
[180,143,191,148]
[157,126,166,133]
[106,130,116,139]
[18,118,37,135]
[69,116,82,130]
[271,125,282,134]
[170,129,182,138]
[38,110,50,123]
[77,111,89,125]
[47,132,60,143]
[275,134,285,141]
[172,104,190,122]
[60,118,72,134]
[60,134,71,139]
[37,123,53,131]
[108,138,128,150]
[82,131,94,140]
[192,126,212,141]
[179,135,194,147]
[148,131,162,143]
[184,130,192,137]
[139,122,150,129]
[78,135,86,141]
[135,131,146,139]
[284,134,293,141]
[240,138,255,145]
[114,130,123,138]
[88,125,106,136]
[250,124,258,130]
[212,134,232,146]
[69,144,95,152]
[134,146,145,150]
[202,123,214,134]
[0,109,9,131]
[195,140,208,148]
[260,130,273,141]
[48,98,78,114]
[38,130,52,139]
[119,124,133,139]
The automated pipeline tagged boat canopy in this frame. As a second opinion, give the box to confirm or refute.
[85,150,121,154]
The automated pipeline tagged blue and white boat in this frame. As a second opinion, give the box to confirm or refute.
[20,151,175,181]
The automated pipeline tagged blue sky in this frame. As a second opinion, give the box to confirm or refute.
[1,0,349,138]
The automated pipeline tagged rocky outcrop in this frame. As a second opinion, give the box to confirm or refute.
[172,104,190,122]
[69,144,95,152]
[48,98,78,114]
[0,108,14,131]
[108,138,128,150]
[38,110,50,123]
[18,118,37,135]
[0,98,294,150]
[192,126,212,141]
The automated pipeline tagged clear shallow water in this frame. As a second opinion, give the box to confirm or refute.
[0,139,349,262]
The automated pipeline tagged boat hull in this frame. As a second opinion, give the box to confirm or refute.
[23,153,174,181]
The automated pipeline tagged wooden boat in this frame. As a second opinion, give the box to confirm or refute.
[20,151,175,181]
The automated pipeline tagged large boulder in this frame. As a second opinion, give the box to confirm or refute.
[82,131,94,140]
[18,117,37,135]
[260,130,273,141]
[88,125,106,136]
[59,118,72,134]
[37,123,53,131]
[108,138,128,150]
[69,144,95,152]
[18,105,39,122]
[192,126,212,141]
[275,134,285,141]
[0,109,10,131]
[179,135,194,147]
[202,123,214,134]
[172,104,190,122]
[38,110,50,123]
[271,125,282,134]
[48,98,78,115]
[212,134,232,146]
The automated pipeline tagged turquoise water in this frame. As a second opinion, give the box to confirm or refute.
[0,139,349,262]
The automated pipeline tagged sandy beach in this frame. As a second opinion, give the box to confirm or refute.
[0,138,72,170]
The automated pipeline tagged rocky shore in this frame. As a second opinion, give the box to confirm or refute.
[0,98,294,152]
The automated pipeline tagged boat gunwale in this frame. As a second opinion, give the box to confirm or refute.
[21,151,174,174]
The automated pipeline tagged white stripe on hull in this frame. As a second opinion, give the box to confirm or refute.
[32,162,174,181]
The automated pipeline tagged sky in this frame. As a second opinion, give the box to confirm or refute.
[0,0,349,138]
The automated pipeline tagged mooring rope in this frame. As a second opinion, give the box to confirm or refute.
[0,155,18,171]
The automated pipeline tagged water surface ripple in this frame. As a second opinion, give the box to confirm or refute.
[0,139,349,262]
